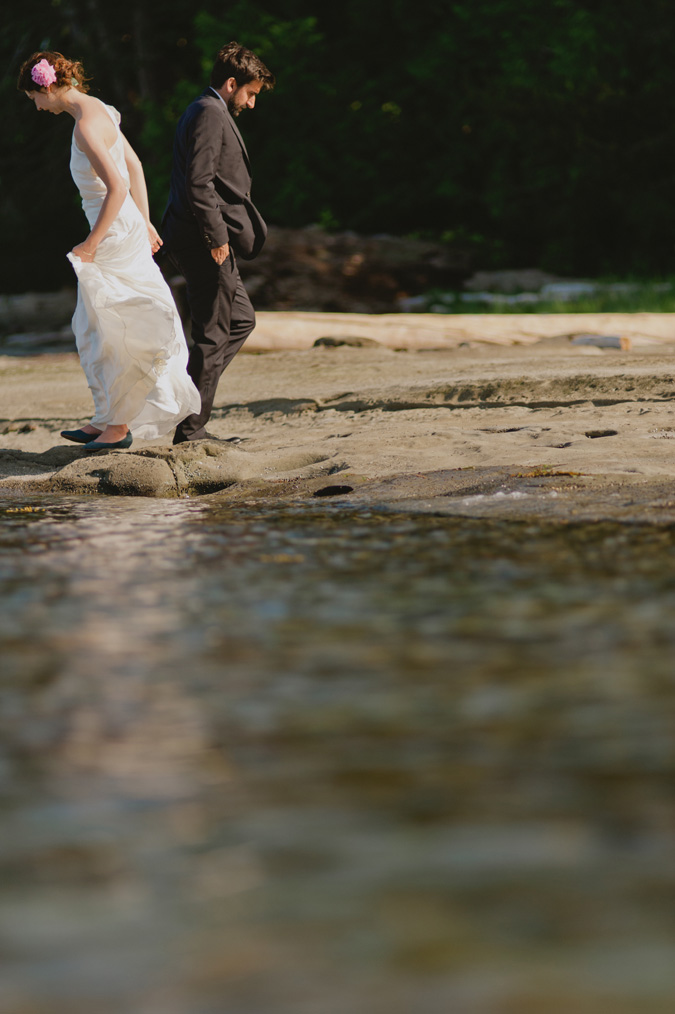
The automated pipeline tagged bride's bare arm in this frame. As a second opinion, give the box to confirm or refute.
[121,134,162,254]
[71,119,128,259]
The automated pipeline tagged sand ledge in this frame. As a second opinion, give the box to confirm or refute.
[2,318,675,515]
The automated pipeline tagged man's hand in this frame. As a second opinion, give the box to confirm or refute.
[211,243,230,265]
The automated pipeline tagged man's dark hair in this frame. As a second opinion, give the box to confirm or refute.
[210,41,275,91]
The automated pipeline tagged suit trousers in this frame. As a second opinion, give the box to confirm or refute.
[168,240,255,442]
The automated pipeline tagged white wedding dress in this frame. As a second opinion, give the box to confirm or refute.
[67,103,200,439]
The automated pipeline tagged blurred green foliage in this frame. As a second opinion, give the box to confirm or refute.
[3,0,675,292]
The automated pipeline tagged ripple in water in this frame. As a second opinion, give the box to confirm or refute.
[1,492,674,1013]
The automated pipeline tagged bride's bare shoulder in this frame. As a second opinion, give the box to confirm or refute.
[74,97,117,149]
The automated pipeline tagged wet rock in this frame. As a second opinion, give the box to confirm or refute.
[0,436,336,498]
[163,440,332,494]
[158,441,245,495]
[48,452,177,497]
[40,443,244,497]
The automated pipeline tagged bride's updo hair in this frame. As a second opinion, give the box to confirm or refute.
[17,51,90,93]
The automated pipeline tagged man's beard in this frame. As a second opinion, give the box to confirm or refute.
[227,96,244,117]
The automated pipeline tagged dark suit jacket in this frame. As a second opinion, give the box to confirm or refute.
[162,89,267,261]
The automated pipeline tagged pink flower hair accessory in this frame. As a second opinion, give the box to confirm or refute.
[31,59,57,89]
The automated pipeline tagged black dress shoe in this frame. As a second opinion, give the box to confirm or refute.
[61,428,102,444]
[83,432,133,451]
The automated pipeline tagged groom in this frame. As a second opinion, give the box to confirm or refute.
[162,42,275,444]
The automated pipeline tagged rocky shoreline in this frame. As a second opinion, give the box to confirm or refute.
[2,319,675,517]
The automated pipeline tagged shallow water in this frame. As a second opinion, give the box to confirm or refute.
[1,492,674,1014]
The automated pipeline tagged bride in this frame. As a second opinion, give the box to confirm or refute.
[18,52,200,450]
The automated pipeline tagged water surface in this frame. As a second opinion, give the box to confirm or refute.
[1,493,674,1013]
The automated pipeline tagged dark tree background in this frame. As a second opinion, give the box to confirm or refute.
[2,0,675,292]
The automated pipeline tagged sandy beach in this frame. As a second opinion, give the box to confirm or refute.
[2,310,675,516]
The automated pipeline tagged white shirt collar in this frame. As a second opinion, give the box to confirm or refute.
[209,86,226,105]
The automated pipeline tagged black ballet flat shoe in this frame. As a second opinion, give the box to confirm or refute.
[61,428,102,444]
[82,433,133,451]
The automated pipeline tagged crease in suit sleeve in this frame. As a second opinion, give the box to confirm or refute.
[185,104,231,249]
